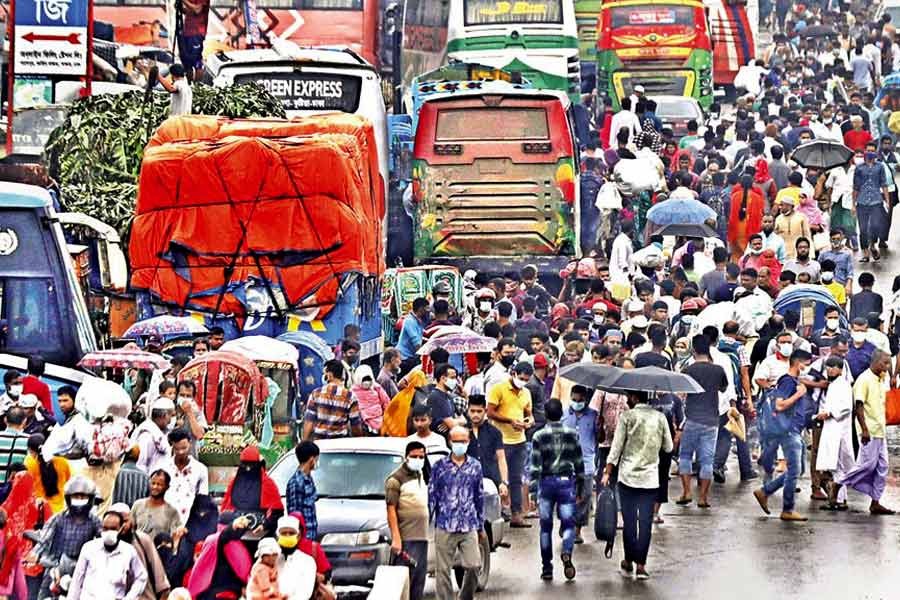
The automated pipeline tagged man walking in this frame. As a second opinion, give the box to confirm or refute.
[529,399,583,581]
[386,441,430,600]
[68,510,148,600]
[753,350,812,521]
[836,350,895,515]
[562,385,597,544]
[302,360,363,440]
[678,335,727,508]
[487,362,534,527]
[429,426,484,600]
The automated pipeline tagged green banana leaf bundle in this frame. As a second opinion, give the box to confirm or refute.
[44,82,286,239]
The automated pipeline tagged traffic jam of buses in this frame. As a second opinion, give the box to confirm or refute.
[2,0,900,599]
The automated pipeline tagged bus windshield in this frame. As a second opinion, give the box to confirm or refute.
[610,5,696,28]
[0,278,63,355]
[464,0,564,25]
[436,107,549,141]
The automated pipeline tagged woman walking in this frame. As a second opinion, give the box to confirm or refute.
[601,390,673,580]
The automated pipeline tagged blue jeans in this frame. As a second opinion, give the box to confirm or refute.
[762,432,803,512]
[538,475,576,568]
[678,420,718,480]
[858,203,887,248]
[618,483,657,565]
[714,413,754,479]
[505,442,527,514]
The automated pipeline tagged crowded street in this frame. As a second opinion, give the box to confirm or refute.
[4,0,900,599]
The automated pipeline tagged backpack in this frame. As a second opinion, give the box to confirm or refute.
[756,374,797,440]
[717,338,744,401]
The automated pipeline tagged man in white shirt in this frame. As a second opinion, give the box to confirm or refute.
[158,63,193,116]
[754,331,793,392]
[159,428,209,524]
[608,97,641,148]
[733,271,774,335]
[68,511,147,600]
[609,220,635,283]
[131,397,174,474]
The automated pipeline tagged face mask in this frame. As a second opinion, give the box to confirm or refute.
[177,395,192,406]
[500,355,516,368]
[479,301,492,313]
[826,318,840,331]
[852,331,867,344]
[407,457,425,472]
[511,377,526,389]
[445,378,458,391]
[570,401,586,412]
[70,498,89,508]
[676,348,690,359]
[821,271,834,282]
[854,157,864,165]
[8,384,22,397]
[451,442,468,457]
[750,247,763,255]
[361,380,373,390]
[779,343,794,357]
[593,315,604,325]
[101,530,119,548]
[278,534,299,549]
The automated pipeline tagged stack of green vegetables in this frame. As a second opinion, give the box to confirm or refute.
[44,82,286,238]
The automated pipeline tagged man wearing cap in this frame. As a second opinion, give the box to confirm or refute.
[774,194,812,261]
[131,397,174,474]
[107,502,171,600]
[17,393,52,437]
[853,149,890,262]
[273,515,318,600]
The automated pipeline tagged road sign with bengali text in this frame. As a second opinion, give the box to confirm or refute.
[13,0,90,76]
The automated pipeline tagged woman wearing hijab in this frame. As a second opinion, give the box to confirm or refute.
[751,157,777,207]
[221,446,284,537]
[728,174,766,261]
[351,365,391,435]
[188,513,254,600]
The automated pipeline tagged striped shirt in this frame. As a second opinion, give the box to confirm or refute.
[304,383,362,439]
[111,461,151,508]
[0,428,29,482]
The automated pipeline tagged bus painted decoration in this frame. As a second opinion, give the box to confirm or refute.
[596,0,713,110]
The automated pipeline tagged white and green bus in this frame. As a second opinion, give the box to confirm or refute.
[446,0,581,101]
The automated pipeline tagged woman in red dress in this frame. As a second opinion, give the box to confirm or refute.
[728,174,766,261]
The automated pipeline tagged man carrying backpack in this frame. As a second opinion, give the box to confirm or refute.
[713,322,757,483]
[752,349,812,522]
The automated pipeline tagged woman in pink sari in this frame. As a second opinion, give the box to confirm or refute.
[1,471,46,600]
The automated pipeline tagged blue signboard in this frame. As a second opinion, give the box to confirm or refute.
[13,0,90,76]
[15,0,89,28]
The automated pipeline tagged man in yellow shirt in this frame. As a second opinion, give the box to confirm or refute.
[835,350,895,515]
[820,259,847,308]
[488,362,534,528]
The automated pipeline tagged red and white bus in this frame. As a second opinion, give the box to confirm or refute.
[92,0,385,69]
[703,0,759,88]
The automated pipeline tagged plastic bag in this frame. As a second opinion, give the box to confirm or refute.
[613,158,659,195]
[593,484,618,558]
[595,182,623,210]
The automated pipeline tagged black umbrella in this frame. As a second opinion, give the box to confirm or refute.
[657,222,718,239]
[799,25,838,39]
[790,140,853,170]
[558,363,622,389]
[597,366,704,394]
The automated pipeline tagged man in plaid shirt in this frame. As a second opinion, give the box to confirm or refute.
[529,399,584,582]
[302,360,364,440]
[286,441,320,540]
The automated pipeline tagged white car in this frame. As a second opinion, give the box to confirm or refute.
[650,95,705,137]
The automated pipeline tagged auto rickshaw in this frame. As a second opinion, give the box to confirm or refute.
[773,284,848,338]
[220,336,300,467]
[177,350,269,492]
[381,266,463,345]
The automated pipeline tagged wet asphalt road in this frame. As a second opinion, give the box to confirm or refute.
[424,225,900,599]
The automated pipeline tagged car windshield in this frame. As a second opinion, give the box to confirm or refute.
[270,450,448,499]
[655,100,700,120]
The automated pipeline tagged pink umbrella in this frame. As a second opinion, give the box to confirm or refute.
[79,348,171,370]
[417,330,498,355]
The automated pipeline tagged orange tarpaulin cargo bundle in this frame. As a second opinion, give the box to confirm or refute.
[129,114,384,319]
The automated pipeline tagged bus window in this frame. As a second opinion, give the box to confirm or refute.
[464,0,564,25]
[0,278,63,354]
[610,5,696,28]
[435,107,549,140]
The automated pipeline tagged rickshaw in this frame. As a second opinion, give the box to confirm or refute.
[177,351,269,492]
[220,336,300,466]
[276,331,335,409]
[381,266,463,346]
[773,285,848,338]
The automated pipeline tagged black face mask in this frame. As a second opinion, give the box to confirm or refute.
[500,355,516,368]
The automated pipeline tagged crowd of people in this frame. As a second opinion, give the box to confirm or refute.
[2,2,900,600]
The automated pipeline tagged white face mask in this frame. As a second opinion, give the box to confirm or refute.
[854,157,864,165]
[8,384,22,397]
[821,271,834,282]
[479,301,492,313]
[512,377,526,389]
[593,315,604,325]
[407,457,425,472]
[779,343,794,357]
[70,498,89,507]
[177,395,193,405]
[445,378,458,391]
[361,380,373,390]
[101,530,119,547]
[826,318,840,331]
[852,331,867,344]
